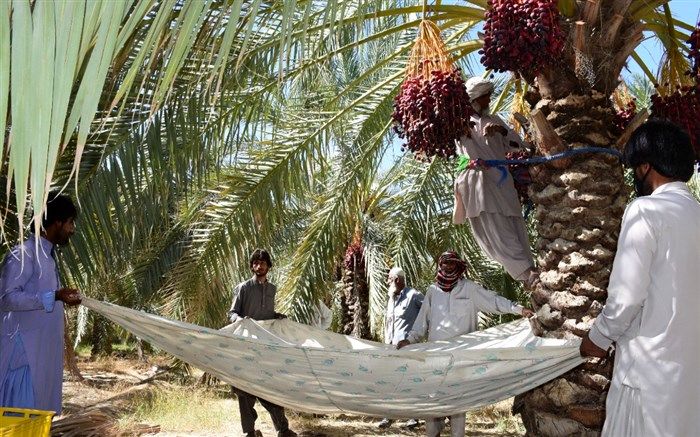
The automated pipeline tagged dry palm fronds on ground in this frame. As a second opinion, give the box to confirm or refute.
[52,405,160,436]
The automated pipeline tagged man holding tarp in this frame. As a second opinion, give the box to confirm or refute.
[580,120,700,436]
[398,251,534,437]
[377,266,423,430]
[0,192,82,414]
[228,249,297,437]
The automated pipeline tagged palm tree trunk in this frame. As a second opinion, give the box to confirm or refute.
[515,91,628,436]
[340,241,371,339]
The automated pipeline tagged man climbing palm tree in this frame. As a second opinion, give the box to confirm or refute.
[452,77,539,289]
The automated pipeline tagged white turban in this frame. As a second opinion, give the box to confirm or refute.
[466,77,494,100]
[388,267,405,279]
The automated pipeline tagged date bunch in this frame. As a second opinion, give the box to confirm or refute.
[651,86,700,159]
[688,22,700,82]
[650,21,700,160]
[505,150,533,205]
[392,67,473,160]
[480,0,564,77]
[614,99,637,133]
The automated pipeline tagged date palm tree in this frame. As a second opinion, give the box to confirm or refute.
[2,1,696,434]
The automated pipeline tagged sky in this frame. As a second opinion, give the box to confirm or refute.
[630,1,699,80]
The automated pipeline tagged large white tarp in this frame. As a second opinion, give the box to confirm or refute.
[83,297,584,419]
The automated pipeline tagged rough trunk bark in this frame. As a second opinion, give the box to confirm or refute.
[340,242,371,339]
[515,90,628,436]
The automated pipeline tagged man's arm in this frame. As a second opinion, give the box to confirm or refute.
[412,291,424,310]
[484,115,528,150]
[504,127,527,150]
[227,283,245,322]
[471,281,526,316]
[398,291,425,343]
[270,284,288,319]
[583,202,653,354]
[399,288,431,347]
[0,251,51,312]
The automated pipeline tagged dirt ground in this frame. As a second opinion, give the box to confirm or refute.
[58,356,524,437]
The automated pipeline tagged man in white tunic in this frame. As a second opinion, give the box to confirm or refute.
[580,120,700,436]
[397,251,533,437]
[453,77,538,287]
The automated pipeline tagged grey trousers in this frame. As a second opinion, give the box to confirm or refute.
[468,212,534,280]
[234,387,290,434]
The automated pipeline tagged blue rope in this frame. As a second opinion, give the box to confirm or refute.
[456,146,622,172]
[456,147,624,184]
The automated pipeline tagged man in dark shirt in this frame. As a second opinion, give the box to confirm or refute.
[228,249,297,437]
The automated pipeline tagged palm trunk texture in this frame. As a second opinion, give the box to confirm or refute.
[514,89,628,435]
[340,242,371,339]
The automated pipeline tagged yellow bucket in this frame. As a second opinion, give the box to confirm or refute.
[0,408,54,437]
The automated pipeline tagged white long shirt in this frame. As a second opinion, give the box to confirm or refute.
[453,112,526,224]
[589,182,700,436]
[407,278,523,343]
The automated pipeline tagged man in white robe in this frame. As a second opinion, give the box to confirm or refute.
[453,77,537,287]
[580,120,700,436]
[398,252,533,437]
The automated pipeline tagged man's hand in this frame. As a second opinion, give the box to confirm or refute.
[521,308,535,318]
[483,123,507,137]
[56,287,81,306]
[274,312,288,319]
[396,339,410,349]
[580,333,608,358]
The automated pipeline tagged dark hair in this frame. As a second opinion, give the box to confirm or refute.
[42,192,78,228]
[249,249,273,268]
[623,120,696,182]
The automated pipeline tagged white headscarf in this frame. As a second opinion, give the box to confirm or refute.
[388,267,406,279]
[466,77,494,101]
[388,267,406,297]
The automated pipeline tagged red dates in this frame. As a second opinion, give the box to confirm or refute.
[480,0,564,77]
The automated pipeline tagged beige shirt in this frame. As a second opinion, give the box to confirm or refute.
[453,113,525,223]
[589,182,700,436]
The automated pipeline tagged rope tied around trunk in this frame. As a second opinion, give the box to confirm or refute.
[455,146,624,184]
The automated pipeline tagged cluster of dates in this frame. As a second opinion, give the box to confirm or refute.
[480,0,565,77]
[343,241,365,271]
[614,99,638,133]
[392,67,473,160]
[650,22,700,161]
[651,86,700,160]
[505,150,533,205]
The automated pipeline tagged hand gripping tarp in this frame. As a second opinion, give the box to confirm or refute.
[82,297,584,419]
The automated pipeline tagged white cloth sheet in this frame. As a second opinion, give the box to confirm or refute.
[82,297,583,419]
